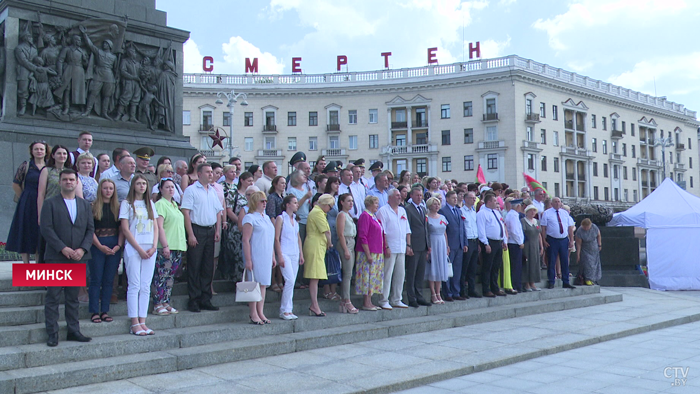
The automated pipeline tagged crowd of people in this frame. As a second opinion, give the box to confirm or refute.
[6,133,603,346]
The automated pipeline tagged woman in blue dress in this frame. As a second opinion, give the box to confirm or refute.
[425,196,449,304]
[7,141,50,263]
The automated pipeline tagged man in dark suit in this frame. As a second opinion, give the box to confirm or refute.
[40,169,95,347]
[439,190,468,301]
[404,185,431,307]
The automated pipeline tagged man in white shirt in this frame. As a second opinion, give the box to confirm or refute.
[540,197,576,289]
[181,163,223,312]
[532,188,545,215]
[367,172,389,209]
[339,168,365,219]
[376,189,411,309]
[505,198,525,293]
[255,160,277,192]
[476,193,508,297]
[101,148,129,180]
[460,191,481,298]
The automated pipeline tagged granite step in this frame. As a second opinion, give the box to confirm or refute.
[0,290,620,394]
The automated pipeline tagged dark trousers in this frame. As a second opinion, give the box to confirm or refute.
[187,224,215,304]
[442,246,463,297]
[481,239,503,294]
[88,235,121,314]
[45,261,82,336]
[461,239,479,296]
[547,236,570,284]
[507,244,523,292]
[405,250,427,302]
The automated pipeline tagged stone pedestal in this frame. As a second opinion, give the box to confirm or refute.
[598,226,649,287]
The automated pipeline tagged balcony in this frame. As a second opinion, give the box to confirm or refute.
[255,149,283,158]
[520,140,542,152]
[322,148,348,159]
[566,172,575,180]
[326,124,341,133]
[674,163,686,172]
[199,123,214,132]
[477,140,506,150]
[611,130,624,139]
[565,120,574,130]
[525,113,541,123]
[560,146,593,158]
[609,153,623,162]
[676,143,686,151]
[637,158,661,167]
[199,149,223,157]
[642,180,649,187]
[391,121,408,129]
[482,113,499,122]
[382,144,438,156]
[262,124,277,133]
[413,120,428,128]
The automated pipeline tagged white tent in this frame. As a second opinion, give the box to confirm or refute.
[608,178,700,290]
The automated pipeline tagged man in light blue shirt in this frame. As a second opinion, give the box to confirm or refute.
[460,191,480,298]
[367,173,389,209]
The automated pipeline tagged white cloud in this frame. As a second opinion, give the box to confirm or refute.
[479,36,511,58]
[221,36,286,74]
[183,39,204,73]
[567,61,593,73]
[607,53,700,95]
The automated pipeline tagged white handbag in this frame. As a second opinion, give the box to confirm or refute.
[235,268,262,303]
[446,254,453,278]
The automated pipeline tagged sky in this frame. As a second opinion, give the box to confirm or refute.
[156,0,700,116]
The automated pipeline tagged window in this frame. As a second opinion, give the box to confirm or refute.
[244,162,253,170]
[604,187,609,201]
[183,110,191,125]
[541,156,547,171]
[553,131,559,146]
[369,134,379,149]
[552,105,558,120]
[486,126,498,141]
[309,136,318,151]
[692,176,694,188]
[395,109,406,122]
[416,132,427,145]
[487,153,498,169]
[614,188,619,201]
[526,127,533,141]
[527,154,535,170]
[441,130,451,145]
[464,128,474,144]
[309,111,318,126]
[603,163,608,178]
[591,138,597,152]
[463,101,473,117]
[329,136,340,149]
[623,166,628,180]
[415,108,427,126]
[244,137,253,151]
[329,110,339,125]
[369,109,378,124]
[244,112,253,126]
[690,157,693,169]
[633,168,637,181]
[540,129,547,144]
[613,165,619,179]
[288,137,297,151]
[441,104,450,119]
[591,114,596,129]
[287,111,296,126]
[689,137,692,150]
[442,157,452,172]
[348,110,357,124]
[554,183,560,197]
[553,157,559,172]
[602,140,607,154]
[264,136,276,150]
[594,186,599,200]
[593,162,598,177]
[526,99,532,115]
[622,143,627,157]
[416,159,427,174]
[539,102,546,118]
[632,145,636,158]
[265,111,275,127]
[486,98,497,114]
[602,116,607,130]
[631,123,635,136]
[464,155,474,170]
[202,110,213,129]
[612,141,617,154]
[622,121,626,133]
[611,118,617,131]
[223,112,231,127]
[349,135,358,150]
[633,190,638,202]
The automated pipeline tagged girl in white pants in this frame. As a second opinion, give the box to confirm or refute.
[120,175,158,336]
[274,194,304,320]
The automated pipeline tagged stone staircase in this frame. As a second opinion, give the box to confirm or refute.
[0,275,621,394]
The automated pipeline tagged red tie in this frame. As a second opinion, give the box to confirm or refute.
[556,210,564,234]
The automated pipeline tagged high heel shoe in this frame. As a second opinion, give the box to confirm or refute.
[129,324,147,336]
[431,294,440,304]
[339,301,359,314]
[249,315,264,325]
[309,308,326,317]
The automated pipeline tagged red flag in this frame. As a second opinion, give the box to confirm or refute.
[476,164,486,184]
[523,173,548,196]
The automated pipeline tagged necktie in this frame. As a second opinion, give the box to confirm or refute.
[492,209,503,238]
[556,210,564,234]
[418,204,425,217]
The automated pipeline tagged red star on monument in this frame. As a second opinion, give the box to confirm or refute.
[210,129,226,149]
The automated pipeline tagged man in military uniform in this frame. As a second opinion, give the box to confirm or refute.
[365,161,384,189]
[133,147,158,191]
[353,158,367,187]
[322,161,341,177]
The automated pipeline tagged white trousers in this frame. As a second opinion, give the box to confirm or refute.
[124,244,157,318]
[380,252,406,304]
[280,253,299,314]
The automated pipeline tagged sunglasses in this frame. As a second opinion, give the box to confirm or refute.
[260,200,268,203]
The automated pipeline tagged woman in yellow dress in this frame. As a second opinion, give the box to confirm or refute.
[303,194,335,317]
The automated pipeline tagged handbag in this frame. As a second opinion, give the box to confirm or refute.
[446,253,453,278]
[236,268,262,302]
[320,247,342,285]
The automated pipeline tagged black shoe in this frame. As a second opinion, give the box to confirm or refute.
[444,296,454,302]
[199,301,219,311]
[408,300,420,308]
[416,298,432,306]
[563,283,576,289]
[66,331,92,342]
[546,283,555,289]
[188,301,201,312]
[468,292,482,298]
[47,333,58,347]
[454,296,468,300]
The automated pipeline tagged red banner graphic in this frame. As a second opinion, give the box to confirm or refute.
[13,264,87,287]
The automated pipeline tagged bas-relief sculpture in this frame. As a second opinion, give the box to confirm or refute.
[12,13,178,132]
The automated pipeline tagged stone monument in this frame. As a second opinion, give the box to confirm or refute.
[0,0,194,239]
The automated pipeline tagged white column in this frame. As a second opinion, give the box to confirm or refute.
[386,108,392,146]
